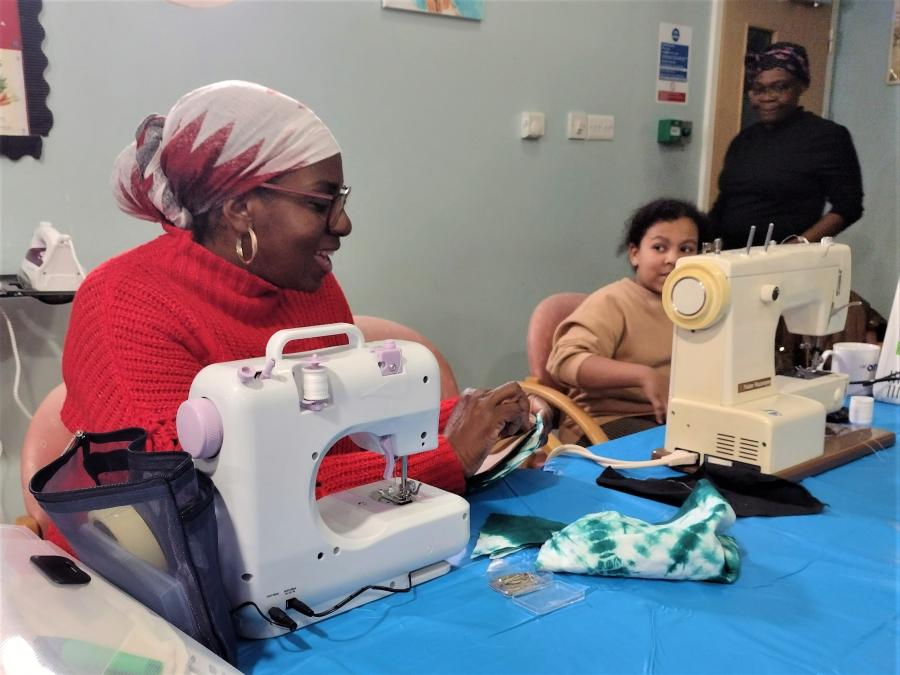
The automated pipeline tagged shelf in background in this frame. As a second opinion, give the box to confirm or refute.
[0,275,75,304]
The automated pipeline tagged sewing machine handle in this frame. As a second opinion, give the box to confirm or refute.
[265,323,365,363]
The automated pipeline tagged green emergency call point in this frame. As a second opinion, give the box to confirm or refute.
[658,119,692,145]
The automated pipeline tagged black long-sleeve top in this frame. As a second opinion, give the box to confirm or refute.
[710,108,864,250]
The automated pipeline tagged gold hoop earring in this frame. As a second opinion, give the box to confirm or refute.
[235,227,258,265]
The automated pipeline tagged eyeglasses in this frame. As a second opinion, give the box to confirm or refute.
[257,183,351,229]
[748,80,796,97]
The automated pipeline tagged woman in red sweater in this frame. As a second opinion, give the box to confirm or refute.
[57,81,538,548]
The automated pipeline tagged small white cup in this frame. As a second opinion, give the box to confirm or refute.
[818,342,881,396]
[848,395,875,425]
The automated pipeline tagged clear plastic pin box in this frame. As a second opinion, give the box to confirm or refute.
[486,548,587,616]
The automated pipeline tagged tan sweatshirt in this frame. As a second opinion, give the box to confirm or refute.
[546,278,673,443]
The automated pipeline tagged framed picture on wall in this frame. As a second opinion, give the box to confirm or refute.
[0,0,52,159]
[889,0,900,84]
[382,0,484,21]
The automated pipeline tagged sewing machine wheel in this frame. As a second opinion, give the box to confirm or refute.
[662,262,730,330]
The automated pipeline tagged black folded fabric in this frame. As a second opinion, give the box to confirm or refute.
[597,462,825,517]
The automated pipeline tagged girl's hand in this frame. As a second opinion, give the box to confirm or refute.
[639,366,669,423]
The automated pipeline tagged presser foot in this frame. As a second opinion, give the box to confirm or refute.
[378,478,421,505]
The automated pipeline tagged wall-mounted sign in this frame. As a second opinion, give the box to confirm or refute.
[656,22,692,105]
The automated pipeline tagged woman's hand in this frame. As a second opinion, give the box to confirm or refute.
[521,394,554,468]
[639,366,669,424]
[444,382,531,477]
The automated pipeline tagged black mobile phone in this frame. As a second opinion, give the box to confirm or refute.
[30,555,91,585]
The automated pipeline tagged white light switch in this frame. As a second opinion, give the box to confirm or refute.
[520,112,545,140]
[567,112,588,140]
[587,114,614,141]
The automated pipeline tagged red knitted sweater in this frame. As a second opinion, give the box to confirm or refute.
[55,227,465,549]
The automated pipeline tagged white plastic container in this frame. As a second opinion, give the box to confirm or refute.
[0,525,239,675]
[848,395,875,425]
[873,278,900,405]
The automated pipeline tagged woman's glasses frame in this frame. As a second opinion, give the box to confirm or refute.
[747,80,797,98]
[257,183,351,228]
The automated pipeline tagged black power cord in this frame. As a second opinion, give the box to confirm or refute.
[231,570,415,633]
[849,372,900,386]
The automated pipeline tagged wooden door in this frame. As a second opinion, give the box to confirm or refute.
[707,0,835,207]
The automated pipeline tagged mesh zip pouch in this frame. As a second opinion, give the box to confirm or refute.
[29,428,237,664]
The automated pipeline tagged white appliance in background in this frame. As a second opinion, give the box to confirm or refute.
[18,222,85,292]
[874,278,900,405]
[1,525,240,675]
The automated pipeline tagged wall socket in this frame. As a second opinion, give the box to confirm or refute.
[587,114,614,141]
[567,112,588,140]
[520,111,545,139]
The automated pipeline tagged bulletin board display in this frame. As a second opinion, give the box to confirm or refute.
[0,0,52,159]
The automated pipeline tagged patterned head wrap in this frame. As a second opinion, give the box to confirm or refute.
[745,42,811,89]
[112,81,340,229]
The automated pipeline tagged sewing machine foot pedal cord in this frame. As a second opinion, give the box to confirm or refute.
[235,561,452,633]
[651,425,896,482]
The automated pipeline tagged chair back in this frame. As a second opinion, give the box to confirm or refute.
[20,383,72,535]
[526,292,588,388]
[353,315,460,400]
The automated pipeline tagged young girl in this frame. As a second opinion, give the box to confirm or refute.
[547,198,709,441]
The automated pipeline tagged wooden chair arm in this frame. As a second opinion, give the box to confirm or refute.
[518,380,609,446]
[15,515,42,538]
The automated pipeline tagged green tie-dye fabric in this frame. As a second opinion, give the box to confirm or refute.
[536,479,740,583]
[472,513,568,559]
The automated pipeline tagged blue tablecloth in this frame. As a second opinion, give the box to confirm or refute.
[239,402,900,674]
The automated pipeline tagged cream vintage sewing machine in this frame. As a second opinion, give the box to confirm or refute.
[660,237,852,475]
[175,324,469,639]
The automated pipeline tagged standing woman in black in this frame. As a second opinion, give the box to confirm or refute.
[710,42,864,250]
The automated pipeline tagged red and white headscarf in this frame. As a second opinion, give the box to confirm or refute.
[112,81,340,229]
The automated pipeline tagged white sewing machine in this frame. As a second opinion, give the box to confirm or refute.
[661,238,851,474]
[176,324,469,639]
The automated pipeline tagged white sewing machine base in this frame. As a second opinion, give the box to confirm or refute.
[666,394,827,474]
[654,422,896,481]
[663,372,849,475]
[229,478,469,639]
[233,560,452,638]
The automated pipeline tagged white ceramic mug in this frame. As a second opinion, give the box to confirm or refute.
[818,342,881,396]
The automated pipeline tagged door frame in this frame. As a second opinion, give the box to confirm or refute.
[696,0,842,211]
